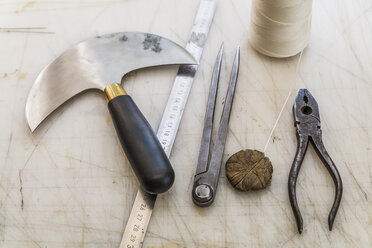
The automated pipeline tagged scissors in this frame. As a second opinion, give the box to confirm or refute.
[192,44,240,207]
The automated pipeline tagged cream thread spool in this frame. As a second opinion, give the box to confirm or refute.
[250,0,312,58]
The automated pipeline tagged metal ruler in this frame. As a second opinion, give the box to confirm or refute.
[119,1,216,247]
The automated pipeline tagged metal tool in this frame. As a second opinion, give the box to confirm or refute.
[26,32,196,195]
[192,45,240,207]
[289,89,343,234]
[120,2,216,247]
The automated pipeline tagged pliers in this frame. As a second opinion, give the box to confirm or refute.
[289,89,343,233]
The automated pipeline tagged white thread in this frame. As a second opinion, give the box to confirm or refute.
[250,0,312,58]
[263,50,304,153]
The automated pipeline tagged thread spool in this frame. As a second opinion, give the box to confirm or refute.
[250,0,312,58]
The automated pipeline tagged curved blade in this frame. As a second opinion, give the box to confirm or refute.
[26,32,196,131]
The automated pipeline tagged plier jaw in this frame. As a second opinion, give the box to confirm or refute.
[293,89,321,136]
[289,89,343,234]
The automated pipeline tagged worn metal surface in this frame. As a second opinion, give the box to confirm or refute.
[192,46,239,207]
[25,32,195,131]
[289,89,343,234]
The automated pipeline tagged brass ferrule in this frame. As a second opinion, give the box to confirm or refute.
[104,83,127,101]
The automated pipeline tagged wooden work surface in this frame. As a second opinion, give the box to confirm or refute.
[0,0,371,247]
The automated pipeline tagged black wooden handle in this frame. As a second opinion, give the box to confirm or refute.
[108,95,174,194]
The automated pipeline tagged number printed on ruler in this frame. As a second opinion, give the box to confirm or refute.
[159,76,190,150]
[125,202,150,248]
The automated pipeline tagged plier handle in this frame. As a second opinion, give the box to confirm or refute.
[289,89,343,233]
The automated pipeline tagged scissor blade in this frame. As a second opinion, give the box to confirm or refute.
[195,43,224,176]
[208,47,239,178]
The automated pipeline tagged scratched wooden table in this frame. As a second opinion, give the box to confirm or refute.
[0,0,371,247]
